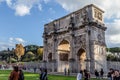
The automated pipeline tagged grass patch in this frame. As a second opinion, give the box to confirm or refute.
[0,70,106,80]
[0,70,39,80]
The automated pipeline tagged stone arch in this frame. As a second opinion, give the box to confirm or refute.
[57,38,70,47]
[77,48,86,70]
[57,39,70,72]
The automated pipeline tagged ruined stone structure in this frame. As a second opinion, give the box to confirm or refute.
[43,4,107,73]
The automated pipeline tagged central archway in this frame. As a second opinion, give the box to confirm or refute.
[57,40,70,72]
[77,48,86,71]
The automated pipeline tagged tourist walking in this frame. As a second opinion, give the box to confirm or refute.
[64,67,67,76]
[39,68,44,80]
[113,70,120,80]
[68,68,70,76]
[9,66,19,80]
[40,69,48,80]
[94,70,99,79]
[34,67,37,73]
[18,69,24,80]
[77,70,83,80]
[84,70,90,80]
[107,68,114,80]
[100,68,104,79]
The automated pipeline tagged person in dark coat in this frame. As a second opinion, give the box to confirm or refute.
[40,68,44,80]
[42,69,48,80]
[113,70,120,80]
[84,70,90,80]
[9,66,19,80]
[18,69,24,80]
[94,70,99,79]
[100,68,104,79]
[107,68,114,80]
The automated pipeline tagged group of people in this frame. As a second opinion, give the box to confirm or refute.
[9,65,48,80]
[77,69,90,80]
[64,68,70,76]
[9,65,120,80]
[107,68,120,80]
[77,68,104,80]
[94,68,104,79]
[9,66,24,80]
[77,68,120,80]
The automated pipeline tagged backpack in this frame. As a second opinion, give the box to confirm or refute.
[19,72,24,80]
[107,72,111,77]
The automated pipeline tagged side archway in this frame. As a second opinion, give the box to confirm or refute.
[77,48,86,70]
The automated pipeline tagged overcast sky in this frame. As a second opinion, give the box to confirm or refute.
[0,0,120,50]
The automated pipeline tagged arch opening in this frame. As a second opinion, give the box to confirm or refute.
[57,40,70,72]
[77,48,86,70]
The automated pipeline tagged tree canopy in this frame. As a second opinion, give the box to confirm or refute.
[107,47,120,53]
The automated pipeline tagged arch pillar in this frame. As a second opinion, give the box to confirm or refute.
[69,36,75,73]
[85,25,91,72]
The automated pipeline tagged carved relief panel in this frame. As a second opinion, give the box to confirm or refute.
[74,34,86,47]
[93,8,103,22]
[46,23,54,34]
[59,16,70,31]
[75,8,89,27]
[47,38,53,52]
[74,28,85,36]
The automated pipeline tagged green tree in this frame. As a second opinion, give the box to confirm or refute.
[107,54,115,61]
[107,47,120,53]
[24,45,39,54]
[37,47,43,60]
[22,51,35,62]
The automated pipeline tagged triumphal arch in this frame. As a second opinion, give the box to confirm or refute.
[43,4,107,73]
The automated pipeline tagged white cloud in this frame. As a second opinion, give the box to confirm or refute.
[0,37,26,51]
[49,8,55,14]
[15,38,25,43]
[9,37,26,43]
[56,0,120,19]
[43,0,50,4]
[1,0,51,16]
[9,37,14,43]
[106,19,120,36]
[0,42,15,51]
[38,4,42,11]
[3,0,41,16]
[106,19,120,47]
[15,4,30,16]
[6,0,12,7]
[47,18,53,22]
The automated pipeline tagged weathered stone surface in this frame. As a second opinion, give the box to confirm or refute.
[43,4,107,73]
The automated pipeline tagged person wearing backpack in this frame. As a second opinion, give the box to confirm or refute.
[18,69,24,80]
[41,69,48,80]
[100,68,104,79]
[77,70,83,80]
[9,66,19,80]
